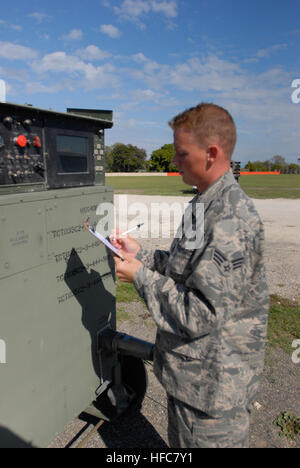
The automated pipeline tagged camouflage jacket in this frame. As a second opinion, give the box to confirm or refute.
[134,170,269,418]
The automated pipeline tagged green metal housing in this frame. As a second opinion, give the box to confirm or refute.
[0,103,153,448]
[0,186,117,447]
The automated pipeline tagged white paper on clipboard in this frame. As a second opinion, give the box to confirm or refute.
[84,224,124,260]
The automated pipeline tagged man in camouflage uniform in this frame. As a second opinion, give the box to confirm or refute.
[112,103,269,448]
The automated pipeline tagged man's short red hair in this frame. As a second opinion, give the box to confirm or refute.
[169,103,237,160]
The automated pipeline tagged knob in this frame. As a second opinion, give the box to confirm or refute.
[33,136,42,148]
[15,135,27,148]
[3,116,13,125]
[34,162,45,173]
[23,119,32,127]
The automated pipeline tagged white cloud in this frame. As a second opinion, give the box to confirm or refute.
[76,45,111,61]
[0,41,38,61]
[32,51,119,90]
[114,0,151,19]
[11,24,22,31]
[244,43,288,63]
[134,89,159,100]
[151,1,178,18]
[169,56,245,92]
[98,47,299,160]
[256,43,287,58]
[0,65,30,82]
[0,20,22,31]
[109,0,178,27]
[39,33,50,40]
[28,12,50,24]
[122,52,297,140]
[132,53,148,62]
[1,29,295,162]
[126,53,167,89]
[33,52,84,74]
[62,29,83,41]
[25,82,65,94]
[126,53,248,93]
[129,88,178,107]
[100,24,121,38]
[114,0,178,18]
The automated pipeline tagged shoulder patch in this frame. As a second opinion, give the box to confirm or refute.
[212,249,244,276]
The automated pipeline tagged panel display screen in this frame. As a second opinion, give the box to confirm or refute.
[56,135,88,173]
[57,135,87,154]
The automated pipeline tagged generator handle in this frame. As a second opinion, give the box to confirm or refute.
[98,327,154,361]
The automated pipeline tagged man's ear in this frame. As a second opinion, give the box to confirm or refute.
[207,145,219,163]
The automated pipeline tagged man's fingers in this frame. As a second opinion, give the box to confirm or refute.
[110,234,124,249]
[110,229,120,243]
[113,252,130,267]
[114,258,129,281]
[113,254,123,265]
[122,252,135,263]
[116,273,130,283]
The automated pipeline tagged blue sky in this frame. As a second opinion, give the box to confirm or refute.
[1,0,300,164]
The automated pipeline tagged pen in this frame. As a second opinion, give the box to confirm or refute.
[121,223,144,236]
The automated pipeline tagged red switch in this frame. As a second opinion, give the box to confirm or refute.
[15,135,27,148]
[33,136,42,148]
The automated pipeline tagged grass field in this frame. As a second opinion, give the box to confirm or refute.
[268,295,300,354]
[240,174,300,199]
[106,174,300,199]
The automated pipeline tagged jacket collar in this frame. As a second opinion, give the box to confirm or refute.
[196,169,236,204]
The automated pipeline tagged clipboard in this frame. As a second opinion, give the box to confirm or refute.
[83,221,124,260]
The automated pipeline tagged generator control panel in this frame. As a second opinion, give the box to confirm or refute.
[0,102,113,194]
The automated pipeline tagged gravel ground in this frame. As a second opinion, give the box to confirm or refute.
[49,196,300,449]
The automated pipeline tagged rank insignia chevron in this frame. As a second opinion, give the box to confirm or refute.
[212,249,244,276]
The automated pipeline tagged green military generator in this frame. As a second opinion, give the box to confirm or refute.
[0,102,153,448]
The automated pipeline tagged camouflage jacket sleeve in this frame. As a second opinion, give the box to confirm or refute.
[136,246,170,276]
[134,218,258,338]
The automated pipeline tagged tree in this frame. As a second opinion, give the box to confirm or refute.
[287,163,300,174]
[245,161,257,171]
[106,143,147,172]
[245,157,289,172]
[270,155,286,172]
[148,144,177,172]
[271,155,286,166]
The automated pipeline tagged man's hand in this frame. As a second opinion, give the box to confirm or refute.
[114,252,142,283]
[110,230,141,258]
